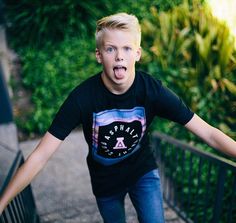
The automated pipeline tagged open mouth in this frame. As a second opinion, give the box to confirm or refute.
[113,66,127,79]
[113,65,127,72]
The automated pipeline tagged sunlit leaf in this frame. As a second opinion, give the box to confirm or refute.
[222,78,236,95]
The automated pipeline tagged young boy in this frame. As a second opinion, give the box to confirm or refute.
[0,12,236,223]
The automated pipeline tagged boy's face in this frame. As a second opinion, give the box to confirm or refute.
[96,29,141,94]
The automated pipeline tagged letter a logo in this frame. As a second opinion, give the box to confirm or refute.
[113,137,127,150]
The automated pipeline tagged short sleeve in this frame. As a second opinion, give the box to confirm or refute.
[154,83,194,125]
[48,89,81,140]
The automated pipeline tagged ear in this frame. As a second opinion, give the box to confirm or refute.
[96,48,102,63]
[135,47,142,62]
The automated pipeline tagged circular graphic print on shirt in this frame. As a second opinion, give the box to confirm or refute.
[98,121,142,158]
[92,107,146,166]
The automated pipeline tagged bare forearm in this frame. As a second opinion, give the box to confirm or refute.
[185,114,236,158]
[0,150,46,213]
[207,126,236,157]
[0,132,62,214]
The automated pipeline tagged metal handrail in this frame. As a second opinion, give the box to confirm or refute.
[153,132,236,170]
[0,142,18,153]
[0,149,40,223]
[152,131,236,223]
[0,150,22,196]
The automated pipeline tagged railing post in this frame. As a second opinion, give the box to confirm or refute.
[211,166,226,223]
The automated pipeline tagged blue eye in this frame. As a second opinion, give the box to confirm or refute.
[106,47,114,53]
[124,46,132,51]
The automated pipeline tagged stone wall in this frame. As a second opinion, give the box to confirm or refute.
[0,26,10,88]
[0,17,19,191]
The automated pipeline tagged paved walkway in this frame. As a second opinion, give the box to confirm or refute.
[20,130,184,223]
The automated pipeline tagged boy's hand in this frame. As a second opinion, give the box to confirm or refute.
[0,200,5,215]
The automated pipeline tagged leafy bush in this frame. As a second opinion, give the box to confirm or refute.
[141,1,236,221]
[141,0,236,142]
[6,0,110,47]
[18,37,100,134]
[5,0,183,48]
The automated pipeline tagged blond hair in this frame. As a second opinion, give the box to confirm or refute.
[95,12,141,49]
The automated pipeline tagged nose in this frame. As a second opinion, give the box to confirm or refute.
[115,49,124,61]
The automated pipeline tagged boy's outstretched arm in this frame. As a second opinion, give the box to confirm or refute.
[0,132,62,214]
[185,114,236,157]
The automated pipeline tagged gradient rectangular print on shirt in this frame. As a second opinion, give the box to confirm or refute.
[92,107,146,166]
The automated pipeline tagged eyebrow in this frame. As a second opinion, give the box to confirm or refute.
[104,44,133,48]
[104,44,116,47]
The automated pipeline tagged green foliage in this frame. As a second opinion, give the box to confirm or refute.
[18,37,100,134]
[141,0,236,140]
[6,0,109,47]
[5,0,183,48]
[144,1,236,221]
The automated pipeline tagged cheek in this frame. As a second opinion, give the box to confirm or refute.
[129,55,138,64]
[103,55,113,64]
[102,60,113,69]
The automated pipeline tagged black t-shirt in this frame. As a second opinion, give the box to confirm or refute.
[48,71,194,197]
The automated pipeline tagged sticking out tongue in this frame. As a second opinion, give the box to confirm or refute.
[114,66,126,79]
